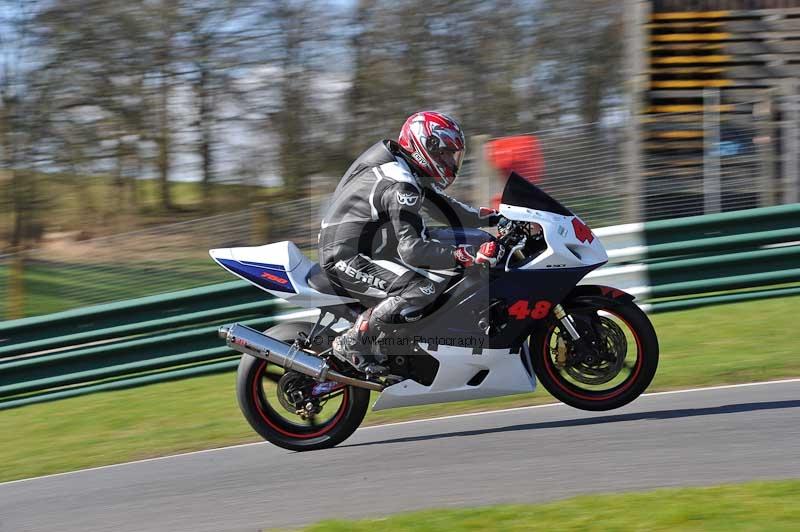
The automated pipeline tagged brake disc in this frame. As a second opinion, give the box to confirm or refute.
[565,316,627,385]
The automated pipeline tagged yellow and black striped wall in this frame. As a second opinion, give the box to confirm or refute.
[642,0,800,215]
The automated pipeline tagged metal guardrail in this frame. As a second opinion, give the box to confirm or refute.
[0,281,301,410]
[587,202,800,309]
[1,204,798,411]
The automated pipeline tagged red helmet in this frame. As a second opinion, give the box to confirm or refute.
[398,111,466,189]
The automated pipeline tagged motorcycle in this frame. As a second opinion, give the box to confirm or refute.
[211,173,659,451]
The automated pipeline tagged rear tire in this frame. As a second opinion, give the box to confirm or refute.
[531,298,658,411]
[236,322,370,451]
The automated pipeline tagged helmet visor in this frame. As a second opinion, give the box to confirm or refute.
[439,146,465,177]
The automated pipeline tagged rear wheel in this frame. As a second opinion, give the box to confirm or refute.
[236,322,370,451]
[531,298,658,411]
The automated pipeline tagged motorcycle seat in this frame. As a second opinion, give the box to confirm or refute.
[306,263,341,295]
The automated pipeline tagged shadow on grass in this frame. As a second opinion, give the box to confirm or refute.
[342,399,800,448]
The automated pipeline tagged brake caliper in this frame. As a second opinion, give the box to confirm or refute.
[555,336,569,368]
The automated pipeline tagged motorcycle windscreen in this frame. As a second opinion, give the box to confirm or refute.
[500,172,573,217]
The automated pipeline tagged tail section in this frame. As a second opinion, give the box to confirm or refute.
[210,242,357,308]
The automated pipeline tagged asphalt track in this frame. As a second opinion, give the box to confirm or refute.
[1,379,799,532]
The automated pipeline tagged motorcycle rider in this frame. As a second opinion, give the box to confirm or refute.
[319,111,505,374]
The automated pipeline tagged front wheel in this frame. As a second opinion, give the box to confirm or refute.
[531,297,658,411]
[236,322,370,451]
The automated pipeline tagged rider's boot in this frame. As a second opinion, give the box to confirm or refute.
[332,310,388,376]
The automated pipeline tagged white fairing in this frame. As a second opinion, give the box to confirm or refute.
[499,204,608,270]
[372,343,536,410]
[376,203,606,410]
[209,242,357,308]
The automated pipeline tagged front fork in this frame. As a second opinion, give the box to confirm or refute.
[552,303,600,368]
[553,304,581,341]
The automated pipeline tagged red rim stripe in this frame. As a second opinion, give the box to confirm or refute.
[252,360,348,439]
[541,312,644,401]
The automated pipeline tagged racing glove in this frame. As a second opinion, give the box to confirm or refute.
[475,241,505,268]
[479,208,502,226]
[453,245,476,268]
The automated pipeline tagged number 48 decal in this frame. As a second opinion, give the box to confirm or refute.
[508,299,552,320]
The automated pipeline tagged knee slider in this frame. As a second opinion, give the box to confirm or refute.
[370,297,403,327]
[370,296,422,332]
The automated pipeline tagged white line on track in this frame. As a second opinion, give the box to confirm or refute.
[362,377,800,429]
[2,377,798,487]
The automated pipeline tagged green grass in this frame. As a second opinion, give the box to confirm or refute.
[300,480,800,531]
[1,295,799,482]
[1,258,228,316]
[1,176,287,316]
[1,251,239,318]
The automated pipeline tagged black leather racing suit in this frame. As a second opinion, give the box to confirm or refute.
[318,140,499,332]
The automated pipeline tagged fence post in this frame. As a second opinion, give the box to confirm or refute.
[780,79,800,204]
[623,0,648,223]
[754,93,777,207]
[252,202,271,244]
[6,246,25,320]
[470,134,495,208]
[703,88,722,214]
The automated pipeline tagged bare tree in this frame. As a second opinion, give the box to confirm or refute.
[1,0,626,243]
[0,0,50,248]
[534,0,625,126]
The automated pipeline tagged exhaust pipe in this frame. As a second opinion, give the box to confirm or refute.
[219,323,384,392]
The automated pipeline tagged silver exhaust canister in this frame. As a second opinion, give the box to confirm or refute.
[218,323,384,392]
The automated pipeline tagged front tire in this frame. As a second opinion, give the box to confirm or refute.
[236,322,370,451]
[531,298,658,411]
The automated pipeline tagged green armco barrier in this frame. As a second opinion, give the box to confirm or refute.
[649,269,800,298]
[641,203,799,295]
[647,246,800,286]
[0,278,296,410]
[0,358,239,410]
[0,203,798,411]
[0,299,279,360]
[0,280,271,348]
[649,286,800,313]
[0,348,232,397]
[644,203,800,247]
[0,312,295,397]
[645,227,800,259]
